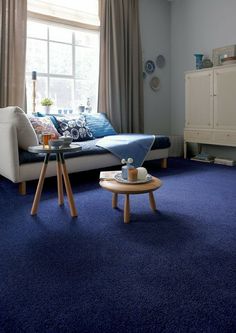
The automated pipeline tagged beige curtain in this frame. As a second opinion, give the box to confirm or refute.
[98,0,144,133]
[0,0,27,109]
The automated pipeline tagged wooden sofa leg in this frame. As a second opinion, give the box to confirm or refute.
[160,158,168,169]
[19,181,26,195]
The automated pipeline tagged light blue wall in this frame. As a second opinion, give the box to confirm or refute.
[170,0,236,158]
[139,0,171,135]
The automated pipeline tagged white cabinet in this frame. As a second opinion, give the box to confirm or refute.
[184,64,236,158]
[185,70,213,129]
[214,66,236,130]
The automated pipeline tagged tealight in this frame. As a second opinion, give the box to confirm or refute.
[137,167,147,180]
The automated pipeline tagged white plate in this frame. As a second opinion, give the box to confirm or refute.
[156,54,166,68]
[114,172,152,184]
[150,76,160,91]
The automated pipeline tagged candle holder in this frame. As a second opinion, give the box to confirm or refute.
[121,158,134,180]
[32,71,37,114]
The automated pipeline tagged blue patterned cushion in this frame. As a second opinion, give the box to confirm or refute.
[85,112,117,138]
[56,115,94,141]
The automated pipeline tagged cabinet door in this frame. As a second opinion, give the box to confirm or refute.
[214,66,236,130]
[185,70,213,129]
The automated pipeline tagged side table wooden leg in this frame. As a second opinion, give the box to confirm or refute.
[124,194,130,223]
[31,154,49,215]
[112,193,118,208]
[149,191,157,211]
[60,153,78,217]
[56,153,64,206]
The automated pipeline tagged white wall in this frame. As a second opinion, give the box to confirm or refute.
[139,0,171,135]
[170,0,236,157]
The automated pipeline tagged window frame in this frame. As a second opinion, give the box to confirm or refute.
[26,9,100,113]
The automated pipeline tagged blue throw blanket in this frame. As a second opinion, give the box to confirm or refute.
[96,134,155,167]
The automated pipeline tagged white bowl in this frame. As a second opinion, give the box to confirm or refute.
[48,139,63,148]
[59,136,73,147]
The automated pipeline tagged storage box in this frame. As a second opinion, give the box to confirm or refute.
[212,45,236,66]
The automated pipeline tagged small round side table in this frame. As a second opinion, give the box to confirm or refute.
[99,176,162,223]
[28,145,82,217]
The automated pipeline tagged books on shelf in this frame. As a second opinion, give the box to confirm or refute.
[214,158,235,166]
[99,171,120,180]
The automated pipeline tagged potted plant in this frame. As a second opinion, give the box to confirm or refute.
[41,98,53,114]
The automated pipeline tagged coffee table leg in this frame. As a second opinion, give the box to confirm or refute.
[124,194,130,223]
[149,191,157,211]
[56,153,64,206]
[112,193,118,208]
[59,153,78,217]
[31,154,50,215]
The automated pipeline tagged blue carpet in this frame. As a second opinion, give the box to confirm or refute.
[0,158,236,333]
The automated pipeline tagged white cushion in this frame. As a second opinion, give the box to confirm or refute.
[0,106,38,149]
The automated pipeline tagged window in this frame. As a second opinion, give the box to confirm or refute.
[26,0,99,114]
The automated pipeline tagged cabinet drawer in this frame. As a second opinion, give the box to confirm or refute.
[213,131,236,146]
[184,130,213,143]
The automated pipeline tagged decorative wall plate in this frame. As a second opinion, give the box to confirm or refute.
[156,54,166,68]
[150,76,160,91]
[145,60,155,74]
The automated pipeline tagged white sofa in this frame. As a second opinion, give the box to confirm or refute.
[0,107,169,194]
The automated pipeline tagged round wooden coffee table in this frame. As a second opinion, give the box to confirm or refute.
[99,176,162,223]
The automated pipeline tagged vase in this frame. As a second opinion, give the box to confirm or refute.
[194,54,204,70]
[43,105,51,115]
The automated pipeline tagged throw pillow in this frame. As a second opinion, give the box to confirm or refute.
[0,106,38,150]
[55,115,94,141]
[36,112,61,132]
[85,112,117,138]
[29,116,60,139]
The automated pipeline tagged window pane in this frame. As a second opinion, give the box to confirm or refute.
[26,39,47,73]
[49,42,72,75]
[50,78,73,109]
[49,26,72,43]
[26,75,47,113]
[75,46,98,80]
[75,30,99,47]
[75,80,97,112]
[27,21,47,39]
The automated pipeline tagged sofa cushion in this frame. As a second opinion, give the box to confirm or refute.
[0,106,38,149]
[28,116,60,139]
[19,135,171,164]
[85,112,117,138]
[56,115,94,141]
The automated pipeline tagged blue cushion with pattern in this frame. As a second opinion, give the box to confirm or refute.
[85,112,117,138]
